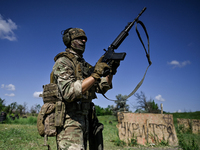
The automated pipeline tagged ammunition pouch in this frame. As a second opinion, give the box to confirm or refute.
[37,83,65,137]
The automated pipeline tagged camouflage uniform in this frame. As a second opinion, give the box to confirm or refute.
[53,48,111,150]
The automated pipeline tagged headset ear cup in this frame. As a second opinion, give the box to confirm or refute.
[63,32,71,46]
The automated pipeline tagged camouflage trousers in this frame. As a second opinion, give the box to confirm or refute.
[56,111,89,150]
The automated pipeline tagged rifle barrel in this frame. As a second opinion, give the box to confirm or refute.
[111,7,146,49]
[125,7,146,32]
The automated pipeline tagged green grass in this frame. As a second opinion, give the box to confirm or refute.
[0,112,200,150]
[3,116,37,125]
[0,124,57,150]
[98,115,123,149]
[171,111,200,150]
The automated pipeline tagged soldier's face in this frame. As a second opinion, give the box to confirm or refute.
[71,37,87,55]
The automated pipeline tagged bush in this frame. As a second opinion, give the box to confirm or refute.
[113,138,126,146]
[95,105,112,116]
[176,123,199,150]
[128,136,138,147]
[178,134,199,150]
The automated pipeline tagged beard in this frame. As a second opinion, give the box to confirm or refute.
[71,39,85,56]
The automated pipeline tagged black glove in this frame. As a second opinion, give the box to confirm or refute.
[110,60,120,75]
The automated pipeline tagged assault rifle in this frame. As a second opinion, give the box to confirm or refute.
[90,7,147,76]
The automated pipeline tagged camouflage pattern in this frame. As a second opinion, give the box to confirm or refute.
[56,111,88,150]
[69,28,87,41]
[62,28,87,48]
[53,48,112,149]
[53,49,111,103]
[37,102,56,137]
[91,56,110,80]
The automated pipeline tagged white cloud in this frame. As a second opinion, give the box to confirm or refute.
[168,60,191,68]
[1,84,16,91]
[174,109,182,113]
[7,84,15,91]
[5,93,15,97]
[155,94,165,101]
[33,91,42,98]
[0,14,18,41]
[1,84,4,88]
[4,84,15,91]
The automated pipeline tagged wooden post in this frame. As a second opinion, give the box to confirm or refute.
[161,103,163,114]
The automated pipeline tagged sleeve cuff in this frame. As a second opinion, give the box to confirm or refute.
[73,80,82,98]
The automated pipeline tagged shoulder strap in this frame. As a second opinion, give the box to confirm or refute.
[51,51,77,83]
[54,51,75,62]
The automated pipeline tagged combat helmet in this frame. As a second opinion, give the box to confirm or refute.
[62,28,87,47]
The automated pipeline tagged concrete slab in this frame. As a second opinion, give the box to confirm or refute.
[177,118,200,134]
[116,112,178,146]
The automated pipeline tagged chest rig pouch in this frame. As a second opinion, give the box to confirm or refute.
[77,57,97,101]
[54,50,97,101]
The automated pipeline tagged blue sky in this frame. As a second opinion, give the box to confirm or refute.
[0,0,199,113]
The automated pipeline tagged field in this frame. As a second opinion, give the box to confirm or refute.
[0,112,199,150]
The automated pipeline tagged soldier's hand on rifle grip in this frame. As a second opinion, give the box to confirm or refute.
[91,56,111,81]
[110,60,120,75]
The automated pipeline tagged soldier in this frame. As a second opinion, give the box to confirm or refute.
[52,28,119,150]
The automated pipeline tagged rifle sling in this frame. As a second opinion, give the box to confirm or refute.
[100,20,152,101]
[126,20,152,99]
[135,20,152,66]
[100,64,150,101]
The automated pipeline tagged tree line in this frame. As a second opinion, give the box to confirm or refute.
[0,98,41,116]
[95,91,162,116]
